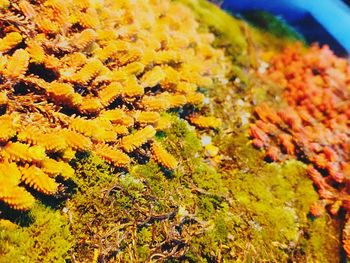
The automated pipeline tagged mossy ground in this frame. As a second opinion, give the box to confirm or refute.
[0,204,72,263]
[0,1,343,262]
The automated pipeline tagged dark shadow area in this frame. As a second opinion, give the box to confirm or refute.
[28,63,58,82]
[0,202,33,226]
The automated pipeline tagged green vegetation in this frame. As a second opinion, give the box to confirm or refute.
[178,0,247,53]
[0,205,71,263]
[222,135,340,261]
[0,0,342,262]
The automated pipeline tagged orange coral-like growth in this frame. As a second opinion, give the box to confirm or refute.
[0,187,35,210]
[133,111,160,125]
[0,115,18,142]
[151,142,178,170]
[94,144,130,167]
[40,158,74,179]
[189,115,222,129]
[4,49,29,78]
[0,0,228,210]
[121,125,156,152]
[141,94,171,111]
[98,83,123,107]
[0,32,22,53]
[0,162,35,210]
[2,142,46,163]
[141,66,166,88]
[60,130,92,151]
[21,165,58,194]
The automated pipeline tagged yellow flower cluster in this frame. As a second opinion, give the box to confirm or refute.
[0,0,227,210]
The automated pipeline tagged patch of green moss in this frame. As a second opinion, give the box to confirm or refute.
[162,116,202,160]
[68,153,186,262]
[179,0,247,53]
[182,151,340,261]
[0,204,71,263]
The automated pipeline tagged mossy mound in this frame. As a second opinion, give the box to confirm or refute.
[0,0,342,262]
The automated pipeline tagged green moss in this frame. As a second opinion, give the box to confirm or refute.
[68,154,184,262]
[214,212,229,241]
[192,163,226,194]
[212,132,339,261]
[130,161,170,200]
[137,245,151,262]
[0,223,32,263]
[178,0,247,54]
[1,1,342,262]
[0,204,71,263]
[137,227,152,245]
[304,216,341,261]
[163,116,202,160]
[70,152,112,191]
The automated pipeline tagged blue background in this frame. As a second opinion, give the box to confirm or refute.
[221,0,350,55]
